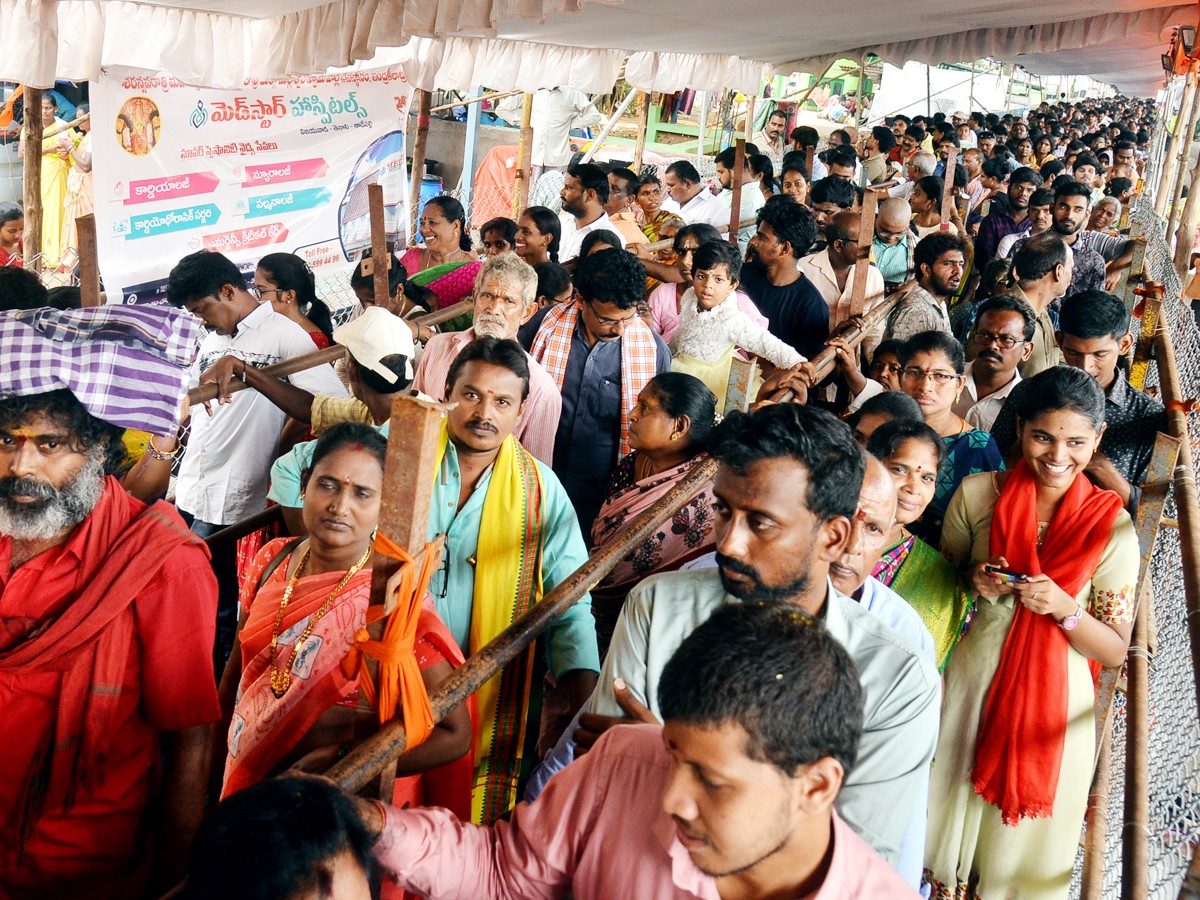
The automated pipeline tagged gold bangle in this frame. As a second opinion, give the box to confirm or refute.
[145,436,180,461]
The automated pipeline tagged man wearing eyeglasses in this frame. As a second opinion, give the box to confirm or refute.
[522,249,669,534]
[872,198,916,291]
[952,296,1034,432]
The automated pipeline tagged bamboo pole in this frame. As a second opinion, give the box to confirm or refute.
[368,184,390,309]
[186,301,471,405]
[632,92,651,173]
[21,86,42,273]
[1174,153,1200,275]
[1121,574,1152,900]
[324,456,722,793]
[579,88,640,165]
[1157,66,1198,218]
[696,91,709,164]
[428,90,520,115]
[1154,306,1200,721]
[1167,80,1200,241]
[41,112,89,142]
[76,214,101,307]
[940,152,957,224]
[848,187,885,319]
[513,93,534,217]
[1081,722,1114,900]
[728,139,746,249]
[408,90,432,238]
[1179,844,1200,899]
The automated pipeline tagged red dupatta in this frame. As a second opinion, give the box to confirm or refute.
[972,460,1123,824]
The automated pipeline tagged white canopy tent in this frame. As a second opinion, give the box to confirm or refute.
[0,0,1194,96]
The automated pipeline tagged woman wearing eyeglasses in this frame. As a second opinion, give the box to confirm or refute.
[899,330,1003,545]
[924,366,1136,899]
[255,253,336,349]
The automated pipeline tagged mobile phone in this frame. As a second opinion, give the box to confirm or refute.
[984,565,1028,585]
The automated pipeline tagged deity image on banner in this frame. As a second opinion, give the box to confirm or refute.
[116,96,161,157]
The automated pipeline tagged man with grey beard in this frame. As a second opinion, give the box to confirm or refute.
[0,389,221,899]
[413,253,562,463]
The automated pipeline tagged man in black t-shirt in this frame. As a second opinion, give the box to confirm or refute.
[740,195,829,360]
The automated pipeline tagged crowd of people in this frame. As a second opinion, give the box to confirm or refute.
[0,93,1168,900]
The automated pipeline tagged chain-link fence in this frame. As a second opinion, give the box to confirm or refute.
[1066,195,1200,899]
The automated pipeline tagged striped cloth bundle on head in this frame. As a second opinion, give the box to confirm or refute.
[0,304,202,435]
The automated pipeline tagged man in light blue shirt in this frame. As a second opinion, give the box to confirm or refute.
[528,405,939,887]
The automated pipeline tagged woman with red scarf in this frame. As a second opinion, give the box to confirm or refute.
[924,366,1137,900]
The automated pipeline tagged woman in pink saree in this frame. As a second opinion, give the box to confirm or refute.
[589,373,719,653]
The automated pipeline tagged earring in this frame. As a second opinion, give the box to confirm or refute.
[300,492,306,502]
[670,433,680,441]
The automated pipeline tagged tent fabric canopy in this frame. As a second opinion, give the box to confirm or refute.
[0,0,1189,96]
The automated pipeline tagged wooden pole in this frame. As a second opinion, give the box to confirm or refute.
[1174,153,1200,274]
[1167,78,1200,241]
[1179,844,1200,899]
[41,112,89,142]
[728,139,746,249]
[76,214,101,307]
[408,90,432,239]
[940,152,957,224]
[1157,67,1198,218]
[806,146,816,183]
[325,456,721,793]
[1153,308,1200,721]
[428,90,520,115]
[186,301,470,405]
[21,86,42,273]
[632,92,651,174]
[1080,722,1114,900]
[369,395,444,614]
[1121,574,1152,900]
[848,187,885,319]
[513,93,534,217]
[367,184,390,309]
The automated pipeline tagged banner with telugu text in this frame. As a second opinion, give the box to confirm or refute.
[91,66,413,304]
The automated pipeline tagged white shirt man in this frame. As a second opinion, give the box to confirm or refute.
[178,301,348,525]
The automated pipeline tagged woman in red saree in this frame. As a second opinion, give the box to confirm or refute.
[217,424,473,820]
[589,373,719,653]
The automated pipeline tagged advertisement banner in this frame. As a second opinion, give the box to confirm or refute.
[91,66,414,304]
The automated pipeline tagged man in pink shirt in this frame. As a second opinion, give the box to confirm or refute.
[413,254,561,464]
[355,602,918,899]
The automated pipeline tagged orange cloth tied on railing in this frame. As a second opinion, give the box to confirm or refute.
[351,531,442,752]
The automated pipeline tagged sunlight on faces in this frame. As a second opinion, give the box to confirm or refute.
[301,445,383,554]
[418,204,461,252]
[712,458,847,603]
[661,721,808,878]
[481,229,513,257]
[0,413,107,541]
[515,215,552,263]
[627,386,686,453]
[1017,408,1104,490]
[901,349,964,419]
[473,278,526,339]
[971,310,1031,377]
[869,351,903,390]
[445,360,526,453]
[920,250,965,295]
[1059,331,1132,390]
[883,438,940,526]
[692,264,738,311]
[184,286,243,336]
[828,459,897,596]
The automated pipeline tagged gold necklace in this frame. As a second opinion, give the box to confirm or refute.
[268,544,373,699]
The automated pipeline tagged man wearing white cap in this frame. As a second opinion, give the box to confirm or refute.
[209,305,418,436]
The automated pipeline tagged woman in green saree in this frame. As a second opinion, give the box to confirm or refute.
[867,418,974,671]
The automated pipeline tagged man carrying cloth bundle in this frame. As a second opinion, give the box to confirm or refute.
[0,304,221,899]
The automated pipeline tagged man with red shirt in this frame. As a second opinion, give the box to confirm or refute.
[0,388,220,899]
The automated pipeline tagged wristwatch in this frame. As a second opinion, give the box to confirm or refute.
[1060,605,1084,631]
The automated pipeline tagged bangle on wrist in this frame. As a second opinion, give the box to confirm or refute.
[238,360,248,382]
[145,436,180,461]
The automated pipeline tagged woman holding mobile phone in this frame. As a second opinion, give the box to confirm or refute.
[924,365,1138,900]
